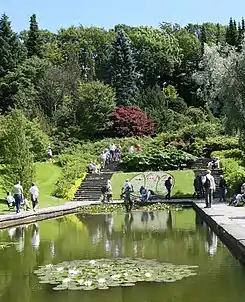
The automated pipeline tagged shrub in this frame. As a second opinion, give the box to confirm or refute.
[179,122,221,143]
[186,107,207,124]
[211,150,245,195]
[168,97,188,114]
[120,147,196,172]
[108,106,155,137]
[188,136,239,157]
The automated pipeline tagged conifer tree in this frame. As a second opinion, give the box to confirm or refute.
[0,14,24,78]
[26,14,42,57]
[237,22,243,51]
[242,17,245,31]
[200,24,207,55]
[109,29,139,106]
[216,23,221,44]
[225,17,238,47]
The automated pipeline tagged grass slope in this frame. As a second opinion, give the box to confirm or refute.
[111,170,195,200]
[0,162,64,214]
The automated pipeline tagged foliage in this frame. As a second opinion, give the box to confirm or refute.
[185,107,207,124]
[108,106,155,137]
[120,147,196,172]
[26,14,42,57]
[1,109,35,193]
[212,150,245,194]
[34,258,198,291]
[76,81,116,138]
[109,29,139,106]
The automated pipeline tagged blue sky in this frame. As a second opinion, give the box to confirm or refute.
[1,0,245,32]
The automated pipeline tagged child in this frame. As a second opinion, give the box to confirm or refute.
[21,196,30,211]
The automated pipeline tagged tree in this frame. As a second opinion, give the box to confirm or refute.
[225,18,238,47]
[26,14,42,57]
[200,24,207,55]
[0,14,26,79]
[108,106,155,137]
[76,81,116,138]
[238,22,243,51]
[2,109,35,193]
[109,29,139,106]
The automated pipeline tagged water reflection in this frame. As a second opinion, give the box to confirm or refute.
[0,210,244,302]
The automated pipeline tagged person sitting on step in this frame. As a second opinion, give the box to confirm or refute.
[6,192,15,210]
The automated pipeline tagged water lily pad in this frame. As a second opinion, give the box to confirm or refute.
[34,258,198,291]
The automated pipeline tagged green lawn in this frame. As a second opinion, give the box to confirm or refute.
[0,162,65,214]
[111,170,195,200]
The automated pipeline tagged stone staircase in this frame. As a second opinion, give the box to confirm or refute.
[193,158,223,197]
[73,162,119,202]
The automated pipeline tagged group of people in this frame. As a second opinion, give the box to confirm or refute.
[207,158,220,170]
[229,182,245,206]
[6,181,39,213]
[193,170,227,208]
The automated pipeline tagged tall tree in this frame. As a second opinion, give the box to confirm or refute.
[242,17,245,32]
[237,22,243,51]
[225,18,238,47]
[26,14,42,57]
[109,29,139,106]
[2,109,35,193]
[216,23,221,44]
[0,14,25,78]
[200,24,207,55]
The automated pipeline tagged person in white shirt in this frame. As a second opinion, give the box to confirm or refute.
[30,183,39,211]
[21,196,30,211]
[47,145,53,162]
[128,146,134,154]
[109,143,116,161]
[6,192,15,209]
[202,170,216,208]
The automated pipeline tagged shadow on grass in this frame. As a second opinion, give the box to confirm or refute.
[171,191,193,199]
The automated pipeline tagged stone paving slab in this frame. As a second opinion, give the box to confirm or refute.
[194,202,245,264]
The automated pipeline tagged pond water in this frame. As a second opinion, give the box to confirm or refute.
[0,209,244,302]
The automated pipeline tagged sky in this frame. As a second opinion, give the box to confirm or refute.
[1,0,245,33]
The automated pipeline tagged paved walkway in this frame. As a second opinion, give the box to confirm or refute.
[193,202,245,264]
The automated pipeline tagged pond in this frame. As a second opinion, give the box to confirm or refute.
[0,209,244,302]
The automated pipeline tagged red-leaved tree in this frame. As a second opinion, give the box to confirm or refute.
[108,106,155,137]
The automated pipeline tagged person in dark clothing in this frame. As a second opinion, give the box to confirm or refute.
[165,177,172,200]
[193,175,202,199]
[219,175,227,202]
[121,186,133,212]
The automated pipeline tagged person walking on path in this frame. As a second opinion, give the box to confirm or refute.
[219,175,227,202]
[106,180,113,203]
[202,170,216,208]
[13,181,23,214]
[30,183,39,211]
[165,177,172,200]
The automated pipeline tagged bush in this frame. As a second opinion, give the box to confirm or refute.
[211,150,245,195]
[108,106,155,137]
[186,107,207,124]
[168,97,188,114]
[120,146,196,172]
[179,122,221,143]
[188,136,239,157]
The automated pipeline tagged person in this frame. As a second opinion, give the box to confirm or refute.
[6,192,15,209]
[136,144,142,152]
[21,196,30,211]
[121,186,133,212]
[128,145,134,154]
[202,170,216,208]
[105,149,111,165]
[241,182,245,194]
[165,177,172,200]
[13,181,23,214]
[30,183,39,211]
[47,145,53,162]
[114,147,121,162]
[207,161,213,170]
[123,179,133,192]
[193,175,202,199]
[109,143,116,161]
[139,186,151,202]
[219,175,227,202]
[101,185,107,203]
[106,180,113,203]
[229,193,245,206]
[100,152,106,169]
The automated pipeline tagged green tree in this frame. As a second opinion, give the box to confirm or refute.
[110,29,139,106]
[200,24,207,55]
[76,81,116,137]
[225,18,238,47]
[26,14,42,57]
[0,14,25,79]
[237,22,243,51]
[2,109,35,193]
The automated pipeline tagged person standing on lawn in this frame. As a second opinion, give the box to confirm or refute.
[13,181,23,214]
[30,183,39,211]
[202,170,216,208]
[165,177,172,200]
